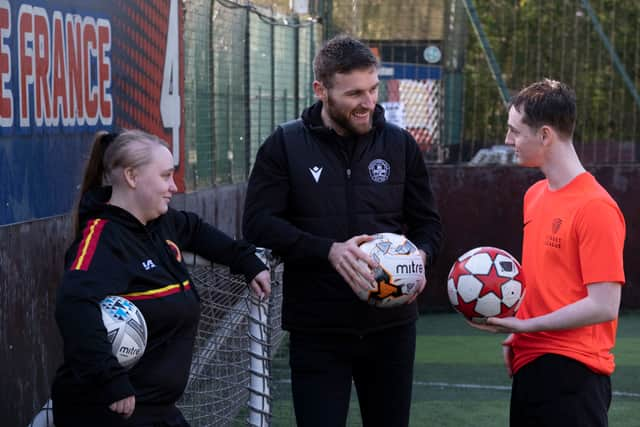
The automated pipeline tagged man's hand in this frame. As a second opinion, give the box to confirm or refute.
[465,321,516,378]
[405,249,428,304]
[502,334,515,377]
[465,316,525,334]
[249,270,272,299]
[109,395,135,418]
[469,282,621,334]
[328,235,377,299]
[486,316,528,332]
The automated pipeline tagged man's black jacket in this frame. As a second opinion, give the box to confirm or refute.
[243,101,443,334]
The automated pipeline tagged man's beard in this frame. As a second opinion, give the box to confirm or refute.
[326,96,373,136]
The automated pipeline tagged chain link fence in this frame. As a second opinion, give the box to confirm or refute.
[178,252,285,426]
[452,0,640,164]
[182,0,322,191]
[182,0,640,173]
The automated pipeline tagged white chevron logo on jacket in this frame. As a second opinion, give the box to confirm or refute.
[309,166,323,183]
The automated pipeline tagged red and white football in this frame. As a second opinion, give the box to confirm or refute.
[447,247,525,323]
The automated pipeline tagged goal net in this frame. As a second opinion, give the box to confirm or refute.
[177,251,285,427]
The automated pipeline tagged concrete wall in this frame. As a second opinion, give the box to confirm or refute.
[2,168,639,425]
[0,215,71,426]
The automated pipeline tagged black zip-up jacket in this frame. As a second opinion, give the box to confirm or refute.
[52,186,267,426]
[243,102,442,334]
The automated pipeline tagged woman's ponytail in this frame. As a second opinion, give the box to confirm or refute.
[73,131,116,234]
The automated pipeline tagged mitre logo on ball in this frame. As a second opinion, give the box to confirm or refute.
[100,295,148,369]
[447,246,526,323]
[358,232,425,308]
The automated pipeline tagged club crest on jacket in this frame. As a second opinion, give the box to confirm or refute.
[368,159,390,183]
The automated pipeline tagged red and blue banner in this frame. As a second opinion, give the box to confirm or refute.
[0,0,184,225]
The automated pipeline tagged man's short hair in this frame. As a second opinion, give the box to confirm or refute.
[510,79,577,138]
[313,35,378,88]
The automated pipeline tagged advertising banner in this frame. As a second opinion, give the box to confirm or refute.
[0,0,184,225]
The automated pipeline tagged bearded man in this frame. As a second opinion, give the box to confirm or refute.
[243,35,442,427]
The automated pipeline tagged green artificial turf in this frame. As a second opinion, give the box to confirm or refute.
[269,312,640,426]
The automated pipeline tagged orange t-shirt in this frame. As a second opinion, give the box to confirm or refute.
[511,172,626,375]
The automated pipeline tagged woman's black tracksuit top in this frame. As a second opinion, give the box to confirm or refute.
[52,187,266,425]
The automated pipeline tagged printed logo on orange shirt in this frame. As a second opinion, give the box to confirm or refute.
[545,218,563,249]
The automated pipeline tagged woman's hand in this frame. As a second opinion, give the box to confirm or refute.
[250,270,272,299]
[109,395,135,418]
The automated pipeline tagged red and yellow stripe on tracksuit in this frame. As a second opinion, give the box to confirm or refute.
[71,219,108,271]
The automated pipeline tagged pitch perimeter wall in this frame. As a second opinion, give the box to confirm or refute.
[3,166,640,426]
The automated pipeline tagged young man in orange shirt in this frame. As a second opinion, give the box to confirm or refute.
[474,79,626,426]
